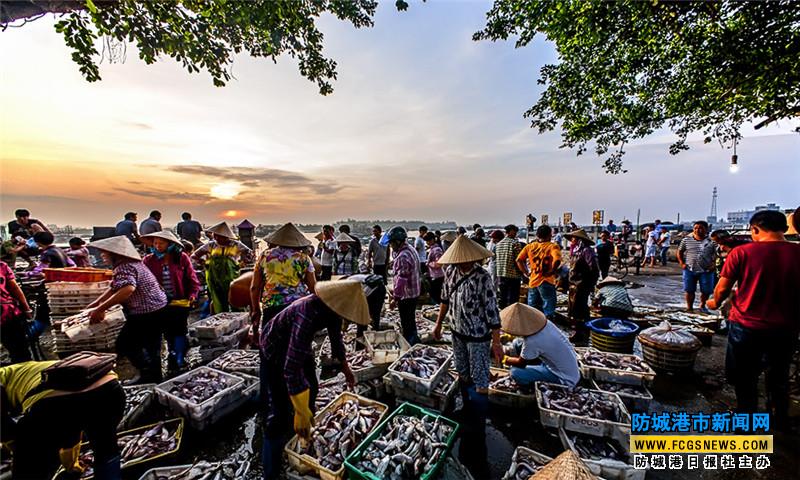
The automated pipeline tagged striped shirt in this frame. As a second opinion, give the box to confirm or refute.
[495,237,523,279]
[678,235,714,272]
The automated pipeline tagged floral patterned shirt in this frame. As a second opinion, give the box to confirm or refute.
[441,265,500,340]
[258,247,315,308]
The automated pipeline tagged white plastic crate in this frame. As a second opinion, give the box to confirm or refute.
[384,344,452,396]
[154,367,245,429]
[559,427,644,480]
[535,382,631,438]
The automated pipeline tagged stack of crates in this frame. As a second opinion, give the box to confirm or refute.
[46,280,110,324]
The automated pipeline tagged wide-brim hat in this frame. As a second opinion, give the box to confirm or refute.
[266,222,312,248]
[564,229,593,244]
[315,280,371,326]
[314,232,325,242]
[440,231,458,243]
[531,450,597,480]
[89,236,141,261]
[141,230,182,246]
[335,232,356,243]
[597,276,625,287]
[500,302,547,336]
[437,235,493,265]
[206,221,236,239]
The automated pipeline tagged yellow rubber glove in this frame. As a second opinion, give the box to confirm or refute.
[500,333,513,343]
[58,437,84,474]
[289,389,314,439]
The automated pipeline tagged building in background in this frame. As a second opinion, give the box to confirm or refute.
[726,203,782,224]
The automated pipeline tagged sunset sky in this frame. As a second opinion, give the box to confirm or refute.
[1,2,798,229]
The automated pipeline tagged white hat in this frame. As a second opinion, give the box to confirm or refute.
[89,236,141,261]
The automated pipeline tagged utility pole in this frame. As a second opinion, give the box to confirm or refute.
[677,212,680,225]
[635,209,641,242]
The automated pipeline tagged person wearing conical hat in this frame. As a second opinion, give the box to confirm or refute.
[594,276,634,319]
[431,235,502,478]
[500,303,579,388]
[142,230,201,374]
[192,221,252,314]
[564,229,600,328]
[86,236,169,384]
[250,223,316,333]
[258,280,370,479]
[332,232,359,276]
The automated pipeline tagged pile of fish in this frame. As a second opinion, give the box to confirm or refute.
[489,372,530,394]
[595,381,649,397]
[538,384,622,422]
[393,346,449,380]
[292,399,383,471]
[354,414,454,479]
[319,332,358,363]
[370,336,404,351]
[432,371,457,397]
[79,421,179,477]
[568,432,629,463]
[167,369,237,404]
[348,349,375,371]
[316,375,348,410]
[121,384,153,426]
[146,461,246,479]
[579,350,650,372]
[196,312,244,328]
[503,449,548,480]
[208,349,260,373]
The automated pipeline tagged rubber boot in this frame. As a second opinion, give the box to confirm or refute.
[92,454,121,480]
[459,387,490,478]
[173,335,189,369]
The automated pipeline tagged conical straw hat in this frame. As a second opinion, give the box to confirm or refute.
[89,236,141,261]
[266,222,312,248]
[437,235,493,264]
[314,232,325,242]
[500,302,547,336]
[597,275,625,287]
[531,450,597,480]
[315,280,371,326]
[564,229,593,244]
[335,232,356,243]
[141,230,182,246]
[440,231,458,243]
[206,221,236,239]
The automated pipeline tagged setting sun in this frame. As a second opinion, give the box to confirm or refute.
[222,210,239,218]
[209,182,241,200]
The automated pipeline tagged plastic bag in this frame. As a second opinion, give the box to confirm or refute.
[639,321,701,350]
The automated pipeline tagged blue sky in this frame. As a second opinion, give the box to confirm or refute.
[1,1,797,228]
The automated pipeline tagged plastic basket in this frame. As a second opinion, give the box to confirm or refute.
[587,318,639,353]
[207,349,260,375]
[154,367,245,429]
[383,370,459,412]
[46,280,110,294]
[488,368,537,408]
[385,344,452,395]
[57,418,184,480]
[502,446,553,480]
[285,392,389,480]
[535,382,631,438]
[558,427,644,480]
[119,384,156,431]
[186,372,259,430]
[190,312,246,339]
[591,380,652,413]
[639,336,701,373]
[43,267,112,283]
[52,322,124,355]
[576,348,656,387]
[344,402,459,480]
[363,330,411,365]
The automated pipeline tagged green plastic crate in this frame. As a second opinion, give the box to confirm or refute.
[344,402,460,480]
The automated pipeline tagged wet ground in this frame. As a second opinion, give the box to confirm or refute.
[6,271,799,479]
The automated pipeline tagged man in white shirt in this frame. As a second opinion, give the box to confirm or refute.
[318,225,336,280]
[658,229,671,266]
[415,225,428,274]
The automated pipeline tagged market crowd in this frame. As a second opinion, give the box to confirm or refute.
[0,206,798,479]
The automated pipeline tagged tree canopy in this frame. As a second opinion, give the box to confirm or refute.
[1,0,409,94]
[475,0,800,172]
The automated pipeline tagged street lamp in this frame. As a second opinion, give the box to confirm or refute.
[729,140,739,173]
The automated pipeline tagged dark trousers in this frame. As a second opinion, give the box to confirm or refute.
[429,276,444,305]
[568,285,592,323]
[0,315,32,364]
[498,277,521,309]
[13,380,125,480]
[358,283,387,337]
[163,305,190,368]
[116,308,166,383]
[398,298,420,345]
[260,357,318,480]
[263,304,290,325]
[320,265,333,281]
[372,264,387,281]
[598,258,611,279]
[725,322,797,425]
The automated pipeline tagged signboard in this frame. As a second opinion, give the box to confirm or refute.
[592,210,604,225]
[563,212,573,225]
[541,214,549,225]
